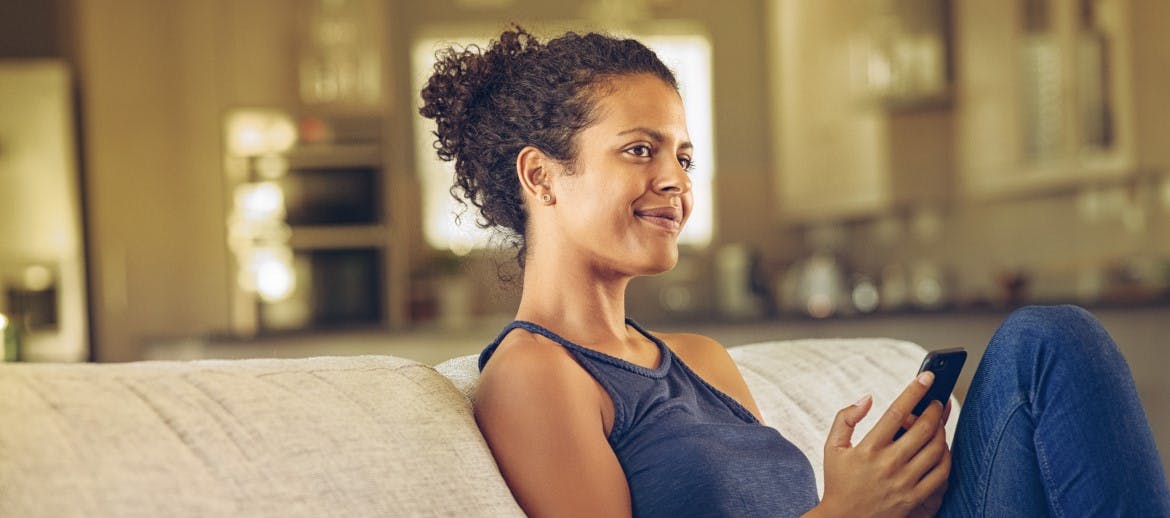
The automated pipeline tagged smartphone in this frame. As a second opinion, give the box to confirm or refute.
[894,347,967,440]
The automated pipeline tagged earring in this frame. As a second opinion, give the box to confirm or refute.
[541,193,554,204]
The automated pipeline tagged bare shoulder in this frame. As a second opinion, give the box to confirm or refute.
[473,330,632,517]
[653,331,738,376]
[473,328,609,458]
[475,330,597,411]
[655,331,765,423]
[656,331,729,362]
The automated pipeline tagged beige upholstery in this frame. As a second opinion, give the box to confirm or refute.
[0,356,523,517]
[2,338,953,516]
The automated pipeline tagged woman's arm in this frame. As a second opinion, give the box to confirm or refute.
[475,334,632,518]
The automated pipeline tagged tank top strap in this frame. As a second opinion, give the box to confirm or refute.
[478,318,673,377]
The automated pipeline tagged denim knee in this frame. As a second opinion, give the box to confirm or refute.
[987,304,1114,366]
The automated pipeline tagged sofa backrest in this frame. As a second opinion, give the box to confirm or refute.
[0,356,523,518]
[2,338,957,516]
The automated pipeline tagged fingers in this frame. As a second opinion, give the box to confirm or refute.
[903,411,947,478]
[901,411,919,431]
[826,394,873,449]
[911,476,949,518]
[892,401,944,463]
[861,371,934,448]
[910,433,952,503]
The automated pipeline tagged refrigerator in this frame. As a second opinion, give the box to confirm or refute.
[0,60,89,362]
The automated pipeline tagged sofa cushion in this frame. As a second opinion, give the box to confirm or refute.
[0,355,524,518]
[434,353,481,402]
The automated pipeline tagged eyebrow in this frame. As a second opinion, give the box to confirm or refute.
[617,127,693,151]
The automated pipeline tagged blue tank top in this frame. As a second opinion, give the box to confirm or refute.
[479,319,819,518]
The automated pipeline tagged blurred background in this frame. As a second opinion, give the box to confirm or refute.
[1,0,1168,472]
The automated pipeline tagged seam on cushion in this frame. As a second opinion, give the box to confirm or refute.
[120,377,235,471]
[182,374,267,459]
[429,359,487,405]
[293,363,467,408]
[249,363,435,381]
[306,369,446,424]
[239,363,468,422]
[13,374,66,414]
[250,361,430,377]
[328,363,474,420]
[251,362,458,398]
[396,363,470,403]
[12,375,82,465]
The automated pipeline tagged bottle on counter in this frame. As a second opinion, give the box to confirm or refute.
[715,244,764,319]
[1,313,22,362]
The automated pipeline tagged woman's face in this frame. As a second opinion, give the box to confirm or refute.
[546,73,694,277]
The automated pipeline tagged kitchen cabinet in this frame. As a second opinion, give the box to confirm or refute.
[767,0,952,222]
[220,0,408,337]
[956,0,1135,199]
[223,123,398,336]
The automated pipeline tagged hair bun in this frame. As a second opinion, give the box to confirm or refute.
[419,26,541,163]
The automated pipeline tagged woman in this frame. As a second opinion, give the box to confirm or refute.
[419,27,1170,517]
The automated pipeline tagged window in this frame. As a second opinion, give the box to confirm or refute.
[411,31,715,253]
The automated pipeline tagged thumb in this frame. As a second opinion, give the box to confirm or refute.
[826,394,872,449]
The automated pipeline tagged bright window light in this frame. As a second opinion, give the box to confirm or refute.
[225,110,297,157]
[411,32,716,252]
[234,182,286,223]
[255,256,296,302]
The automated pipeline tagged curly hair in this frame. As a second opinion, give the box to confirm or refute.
[418,26,677,269]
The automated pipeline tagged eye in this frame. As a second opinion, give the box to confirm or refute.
[625,144,652,158]
[679,156,694,172]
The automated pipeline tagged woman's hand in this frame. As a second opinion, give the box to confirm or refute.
[908,401,952,518]
[807,371,953,517]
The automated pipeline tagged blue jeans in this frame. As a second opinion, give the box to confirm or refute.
[939,306,1170,516]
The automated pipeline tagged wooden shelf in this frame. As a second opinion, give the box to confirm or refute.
[956,0,1135,201]
[285,143,382,169]
[288,225,390,250]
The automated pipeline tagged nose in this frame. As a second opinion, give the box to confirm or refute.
[653,160,692,195]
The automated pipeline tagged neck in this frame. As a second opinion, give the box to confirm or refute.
[514,253,635,347]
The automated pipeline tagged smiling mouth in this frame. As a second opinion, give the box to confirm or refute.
[634,207,683,232]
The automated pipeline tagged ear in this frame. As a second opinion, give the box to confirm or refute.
[516,145,553,203]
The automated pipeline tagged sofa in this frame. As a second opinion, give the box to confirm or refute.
[0,337,957,517]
